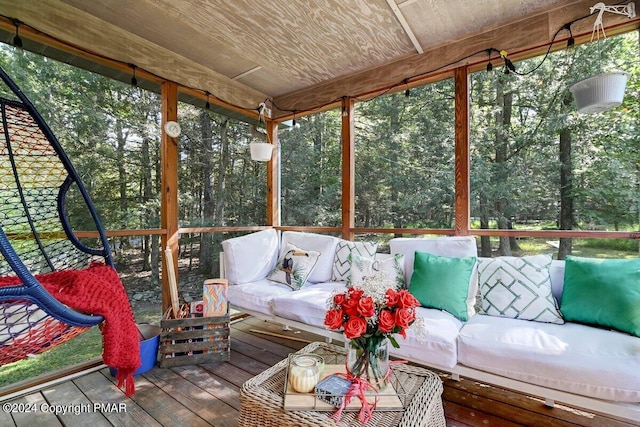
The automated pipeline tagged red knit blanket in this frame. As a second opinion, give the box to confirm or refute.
[0,263,140,395]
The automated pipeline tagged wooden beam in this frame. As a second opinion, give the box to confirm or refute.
[161,81,179,313]
[386,0,423,54]
[341,97,355,240]
[0,2,267,114]
[454,67,470,236]
[273,0,639,117]
[266,121,280,226]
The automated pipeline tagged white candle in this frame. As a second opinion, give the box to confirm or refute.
[289,355,320,393]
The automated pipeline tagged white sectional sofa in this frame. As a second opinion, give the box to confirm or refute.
[221,229,640,422]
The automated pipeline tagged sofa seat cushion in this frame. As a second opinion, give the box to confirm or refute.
[271,282,346,328]
[389,307,463,370]
[227,279,292,316]
[458,314,640,402]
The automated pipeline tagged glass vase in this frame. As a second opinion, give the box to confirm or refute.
[345,336,389,390]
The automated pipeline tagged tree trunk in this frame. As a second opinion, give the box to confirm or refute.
[558,100,574,260]
[313,115,324,196]
[199,111,216,275]
[479,195,492,257]
[142,134,152,270]
[495,80,512,256]
[389,96,403,237]
[508,219,520,251]
[210,119,230,277]
[116,121,128,251]
[150,234,159,290]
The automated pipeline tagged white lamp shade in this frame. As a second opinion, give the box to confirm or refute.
[569,71,629,114]
[250,142,273,161]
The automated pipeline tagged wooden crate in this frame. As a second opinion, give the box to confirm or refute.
[159,313,230,368]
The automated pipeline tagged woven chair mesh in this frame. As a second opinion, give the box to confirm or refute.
[0,95,106,365]
[0,300,88,365]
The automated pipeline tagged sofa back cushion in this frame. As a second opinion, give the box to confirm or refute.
[549,260,565,302]
[281,231,340,283]
[222,229,279,284]
[390,236,478,285]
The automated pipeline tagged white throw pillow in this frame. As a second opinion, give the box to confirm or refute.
[221,229,279,284]
[349,253,405,288]
[478,254,564,324]
[331,240,378,282]
[268,242,320,290]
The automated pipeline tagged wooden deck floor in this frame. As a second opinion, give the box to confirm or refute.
[1,316,638,427]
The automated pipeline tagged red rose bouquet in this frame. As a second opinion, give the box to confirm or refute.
[324,272,423,389]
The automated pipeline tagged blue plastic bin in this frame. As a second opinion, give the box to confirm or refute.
[109,324,160,377]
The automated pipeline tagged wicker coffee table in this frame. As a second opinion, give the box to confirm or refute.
[238,342,445,427]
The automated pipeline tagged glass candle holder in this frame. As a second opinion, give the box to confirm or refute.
[289,354,321,393]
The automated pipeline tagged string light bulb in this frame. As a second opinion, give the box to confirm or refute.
[130,64,138,87]
[12,19,22,48]
[564,24,575,48]
[205,91,210,109]
[486,49,493,72]
[292,112,300,129]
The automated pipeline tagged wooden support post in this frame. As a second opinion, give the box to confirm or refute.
[454,67,470,236]
[161,81,179,313]
[266,121,280,226]
[341,97,355,241]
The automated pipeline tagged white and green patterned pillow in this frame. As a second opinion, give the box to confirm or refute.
[478,254,564,324]
[268,242,320,290]
[331,240,377,282]
[349,253,405,289]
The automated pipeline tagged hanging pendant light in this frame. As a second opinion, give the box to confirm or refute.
[250,142,273,161]
[570,71,630,113]
[249,125,273,161]
[569,2,635,113]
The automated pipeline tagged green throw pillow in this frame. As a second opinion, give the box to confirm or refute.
[409,251,477,321]
[561,255,640,337]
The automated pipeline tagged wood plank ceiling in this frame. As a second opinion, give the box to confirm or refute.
[0,0,636,121]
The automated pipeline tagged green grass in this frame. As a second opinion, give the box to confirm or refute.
[497,237,639,259]
[0,305,162,387]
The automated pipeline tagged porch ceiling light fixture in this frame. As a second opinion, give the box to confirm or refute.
[569,2,636,114]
